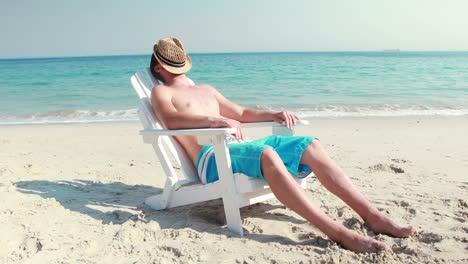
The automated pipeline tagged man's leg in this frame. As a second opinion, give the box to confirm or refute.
[260,147,389,253]
[299,139,416,237]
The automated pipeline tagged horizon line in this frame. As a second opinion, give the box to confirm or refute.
[2,50,468,60]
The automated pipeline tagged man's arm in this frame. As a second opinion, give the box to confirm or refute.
[210,86,299,129]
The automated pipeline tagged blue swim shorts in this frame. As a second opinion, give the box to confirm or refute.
[195,135,315,184]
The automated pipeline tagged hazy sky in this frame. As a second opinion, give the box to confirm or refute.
[1,0,467,58]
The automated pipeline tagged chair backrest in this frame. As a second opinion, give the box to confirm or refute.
[130,68,199,182]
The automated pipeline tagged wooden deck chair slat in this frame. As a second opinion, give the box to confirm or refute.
[132,71,199,182]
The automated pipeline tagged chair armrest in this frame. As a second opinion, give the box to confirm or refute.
[139,127,236,137]
[240,119,309,128]
[139,120,310,144]
[139,120,309,136]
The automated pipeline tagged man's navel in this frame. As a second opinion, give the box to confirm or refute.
[185,102,191,108]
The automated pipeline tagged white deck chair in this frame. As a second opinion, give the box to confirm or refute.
[130,68,312,236]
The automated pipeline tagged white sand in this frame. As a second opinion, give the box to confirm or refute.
[1,117,467,263]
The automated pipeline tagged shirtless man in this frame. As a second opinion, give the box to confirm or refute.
[149,37,416,254]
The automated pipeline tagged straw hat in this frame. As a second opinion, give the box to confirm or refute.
[153,37,192,74]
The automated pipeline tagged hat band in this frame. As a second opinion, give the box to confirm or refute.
[155,48,186,68]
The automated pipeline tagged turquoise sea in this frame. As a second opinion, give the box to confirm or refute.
[1,52,468,124]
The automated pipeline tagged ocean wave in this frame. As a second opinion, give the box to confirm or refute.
[1,104,468,125]
[0,109,139,125]
[255,104,468,118]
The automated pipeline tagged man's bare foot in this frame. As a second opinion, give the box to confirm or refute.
[337,232,390,254]
[366,212,417,237]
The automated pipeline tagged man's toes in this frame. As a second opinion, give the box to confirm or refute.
[396,226,417,237]
[405,226,417,236]
[372,241,390,253]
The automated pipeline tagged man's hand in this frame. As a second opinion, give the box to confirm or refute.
[210,117,245,142]
[272,111,299,129]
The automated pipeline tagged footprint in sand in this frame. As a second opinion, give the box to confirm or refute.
[391,158,410,164]
[455,199,467,209]
[157,246,183,258]
[309,236,334,248]
[442,198,467,221]
[416,231,444,244]
[455,210,468,220]
[291,225,305,234]
[17,236,43,259]
[391,242,418,255]
[453,199,468,220]
[242,219,263,234]
[458,182,468,190]
[397,201,417,215]
[291,225,315,241]
[368,163,405,173]
[449,226,468,234]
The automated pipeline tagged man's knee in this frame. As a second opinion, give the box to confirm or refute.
[261,146,279,162]
[260,146,283,168]
[301,139,326,163]
[308,138,323,151]
[260,147,284,175]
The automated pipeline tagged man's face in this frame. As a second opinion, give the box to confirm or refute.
[154,64,164,73]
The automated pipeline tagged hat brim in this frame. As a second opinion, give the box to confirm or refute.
[153,44,192,75]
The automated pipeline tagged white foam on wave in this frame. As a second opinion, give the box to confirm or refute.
[1,104,468,125]
[257,104,468,118]
[0,108,139,125]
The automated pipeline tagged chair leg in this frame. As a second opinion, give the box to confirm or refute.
[145,177,176,210]
[223,197,244,236]
[145,139,180,210]
[212,135,244,236]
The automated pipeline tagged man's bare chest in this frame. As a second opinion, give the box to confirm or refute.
[171,89,218,114]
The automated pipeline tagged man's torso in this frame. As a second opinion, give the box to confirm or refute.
[156,83,221,163]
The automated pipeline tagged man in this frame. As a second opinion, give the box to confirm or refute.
[150,37,416,253]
